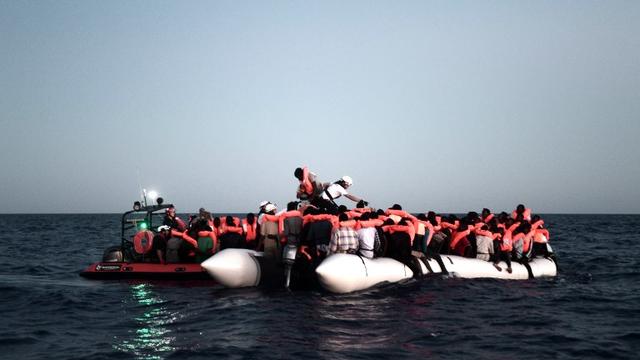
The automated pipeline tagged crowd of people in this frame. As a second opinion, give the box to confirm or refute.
[137,167,553,276]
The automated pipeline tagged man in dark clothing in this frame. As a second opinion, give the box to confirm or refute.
[163,205,187,231]
[152,225,172,264]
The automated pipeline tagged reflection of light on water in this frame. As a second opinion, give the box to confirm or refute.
[113,284,177,360]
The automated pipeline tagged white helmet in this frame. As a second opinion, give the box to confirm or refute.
[259,201,270,209]
[264,203,277,213]
[157,225,171,232]
[341,175,353,186]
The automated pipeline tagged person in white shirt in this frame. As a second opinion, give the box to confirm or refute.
[313,175,363,212]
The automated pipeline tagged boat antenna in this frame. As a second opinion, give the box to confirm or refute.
[136,169,147,207]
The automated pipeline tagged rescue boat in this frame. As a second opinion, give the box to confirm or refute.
[80,199,212,281]
[315,253,558,294]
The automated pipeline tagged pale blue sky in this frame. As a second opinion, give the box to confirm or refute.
[1,1,639,214]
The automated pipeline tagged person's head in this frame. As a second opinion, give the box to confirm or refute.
[383,218,395,226]
[157,225,171,235]
[356,200,367,209]
[294,167,304,180]
[482,208,491,217]
[339,213,349,222]
[338,175,353,188]
[391,204,402,210]
[417,213,427,221]
[369,212,378,219]
[287,201,298,212]
[246,213,255,225]
[304,207,317,216]
[338,205,348,213]
[166,206,176,216]
[360,212,370,221]
[199,207,206,215]
[213,217,221,227]
[376,209,385,216]
[398,219,408,226]
[264,203,277,214]
[226,216,235,226]
[531,214,541,223]
[516,204,525,213]
[427,211,436,221]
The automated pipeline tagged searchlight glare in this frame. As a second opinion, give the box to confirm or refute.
[148,191,158,202]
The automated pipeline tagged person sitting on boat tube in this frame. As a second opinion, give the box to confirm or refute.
[313,176,363,212]
[329,213,360,255]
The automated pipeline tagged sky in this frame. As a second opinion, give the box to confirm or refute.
[1,1,639,214]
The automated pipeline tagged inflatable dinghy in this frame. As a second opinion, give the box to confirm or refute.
[316,254,558,294]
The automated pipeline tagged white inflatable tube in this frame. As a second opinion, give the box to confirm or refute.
[315,254,414,294]
[201,249,263,288]
[317,254,558,293]
[417,255,557,280]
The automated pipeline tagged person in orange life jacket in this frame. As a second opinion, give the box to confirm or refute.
[303,207,335,261]
[294,167,326,201]
[313,176,363,212]
[219,216,245,250]
[152,225,172,264]
[383,218,413,262]
[512,204,532,222]
[474,224,496,261]
[481,208,494,223]
[530,215,553,257]
[257,203,280,260]
[329,213,360,255]
[511,221,536,262]
[494,219,518,273]
[449,220,473,257]
[163,205,187,232]
[282,202,303,246]
[242,213,258,250]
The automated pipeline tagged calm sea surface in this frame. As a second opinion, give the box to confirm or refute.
[1,214,639,360]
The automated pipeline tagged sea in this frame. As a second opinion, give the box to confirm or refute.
[0,214,639,360]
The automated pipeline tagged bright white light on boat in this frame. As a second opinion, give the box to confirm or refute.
[148,191,158,201]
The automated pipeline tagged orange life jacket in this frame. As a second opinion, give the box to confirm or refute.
[533,228,549,243]
[278,210,302,234]
[500,223,519,252]
[242,219,258,242]
[133,230,154,254]
[383,224,416,244]
[512,208,532,221]
[449,226,471,250]
[303,214,338,229]
[357,219,384,229]
[482,213,494,223]
[180,231,198,248]
[300,166,314,196]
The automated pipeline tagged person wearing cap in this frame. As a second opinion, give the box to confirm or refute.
[152,225,172,264]
[257,203,280,260]
[312,175,363,212]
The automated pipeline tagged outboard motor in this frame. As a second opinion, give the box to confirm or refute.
[282,244,298,289]
[102,246,124,262]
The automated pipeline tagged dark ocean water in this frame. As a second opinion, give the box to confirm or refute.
[1,214,639,360]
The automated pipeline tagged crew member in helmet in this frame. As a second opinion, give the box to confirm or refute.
[163,205,187,232]
[312,176,363,212]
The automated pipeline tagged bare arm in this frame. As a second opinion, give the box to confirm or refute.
[345,194,361,202]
